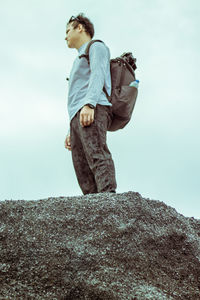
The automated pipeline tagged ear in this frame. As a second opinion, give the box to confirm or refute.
[78,23,84,32]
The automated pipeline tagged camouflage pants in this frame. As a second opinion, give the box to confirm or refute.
[70,104,117,194]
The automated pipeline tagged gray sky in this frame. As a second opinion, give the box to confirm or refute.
[1,0,200,218]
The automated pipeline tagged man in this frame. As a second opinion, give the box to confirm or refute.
[64,14,117,195]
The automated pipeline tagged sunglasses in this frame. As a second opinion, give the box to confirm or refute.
[69,16,85,25]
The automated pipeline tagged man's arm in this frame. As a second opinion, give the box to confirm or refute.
[83,42,110,107]
[80,42,110,127]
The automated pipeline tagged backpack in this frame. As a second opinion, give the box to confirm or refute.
[79,39,138,131]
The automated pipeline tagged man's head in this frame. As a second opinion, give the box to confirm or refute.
[65,14,94,49]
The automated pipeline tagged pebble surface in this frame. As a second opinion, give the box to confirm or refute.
[0,191,200,299]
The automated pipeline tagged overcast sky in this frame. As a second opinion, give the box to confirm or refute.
[1,0,199,218]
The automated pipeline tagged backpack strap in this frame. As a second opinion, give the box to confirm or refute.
[79,39,110,100]
[79,39,104,64]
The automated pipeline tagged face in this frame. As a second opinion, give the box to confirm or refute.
[65,22,81,49]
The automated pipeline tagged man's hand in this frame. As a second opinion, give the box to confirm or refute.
[64,134,71,151]
[80,105,95,127]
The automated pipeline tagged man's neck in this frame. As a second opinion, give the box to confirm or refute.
[76,35,92,50]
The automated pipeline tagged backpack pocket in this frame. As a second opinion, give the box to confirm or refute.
[111,85,138,118]
[108,85,138,131]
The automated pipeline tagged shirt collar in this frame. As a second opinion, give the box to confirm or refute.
[78,41,90,54]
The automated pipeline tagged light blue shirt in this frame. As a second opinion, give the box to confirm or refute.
[67,40,112,122]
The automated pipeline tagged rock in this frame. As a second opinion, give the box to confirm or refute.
[0,191,200,299]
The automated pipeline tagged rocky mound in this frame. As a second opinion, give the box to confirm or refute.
[0,192,200,299]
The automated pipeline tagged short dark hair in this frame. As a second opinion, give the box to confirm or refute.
[67,13,94,38]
